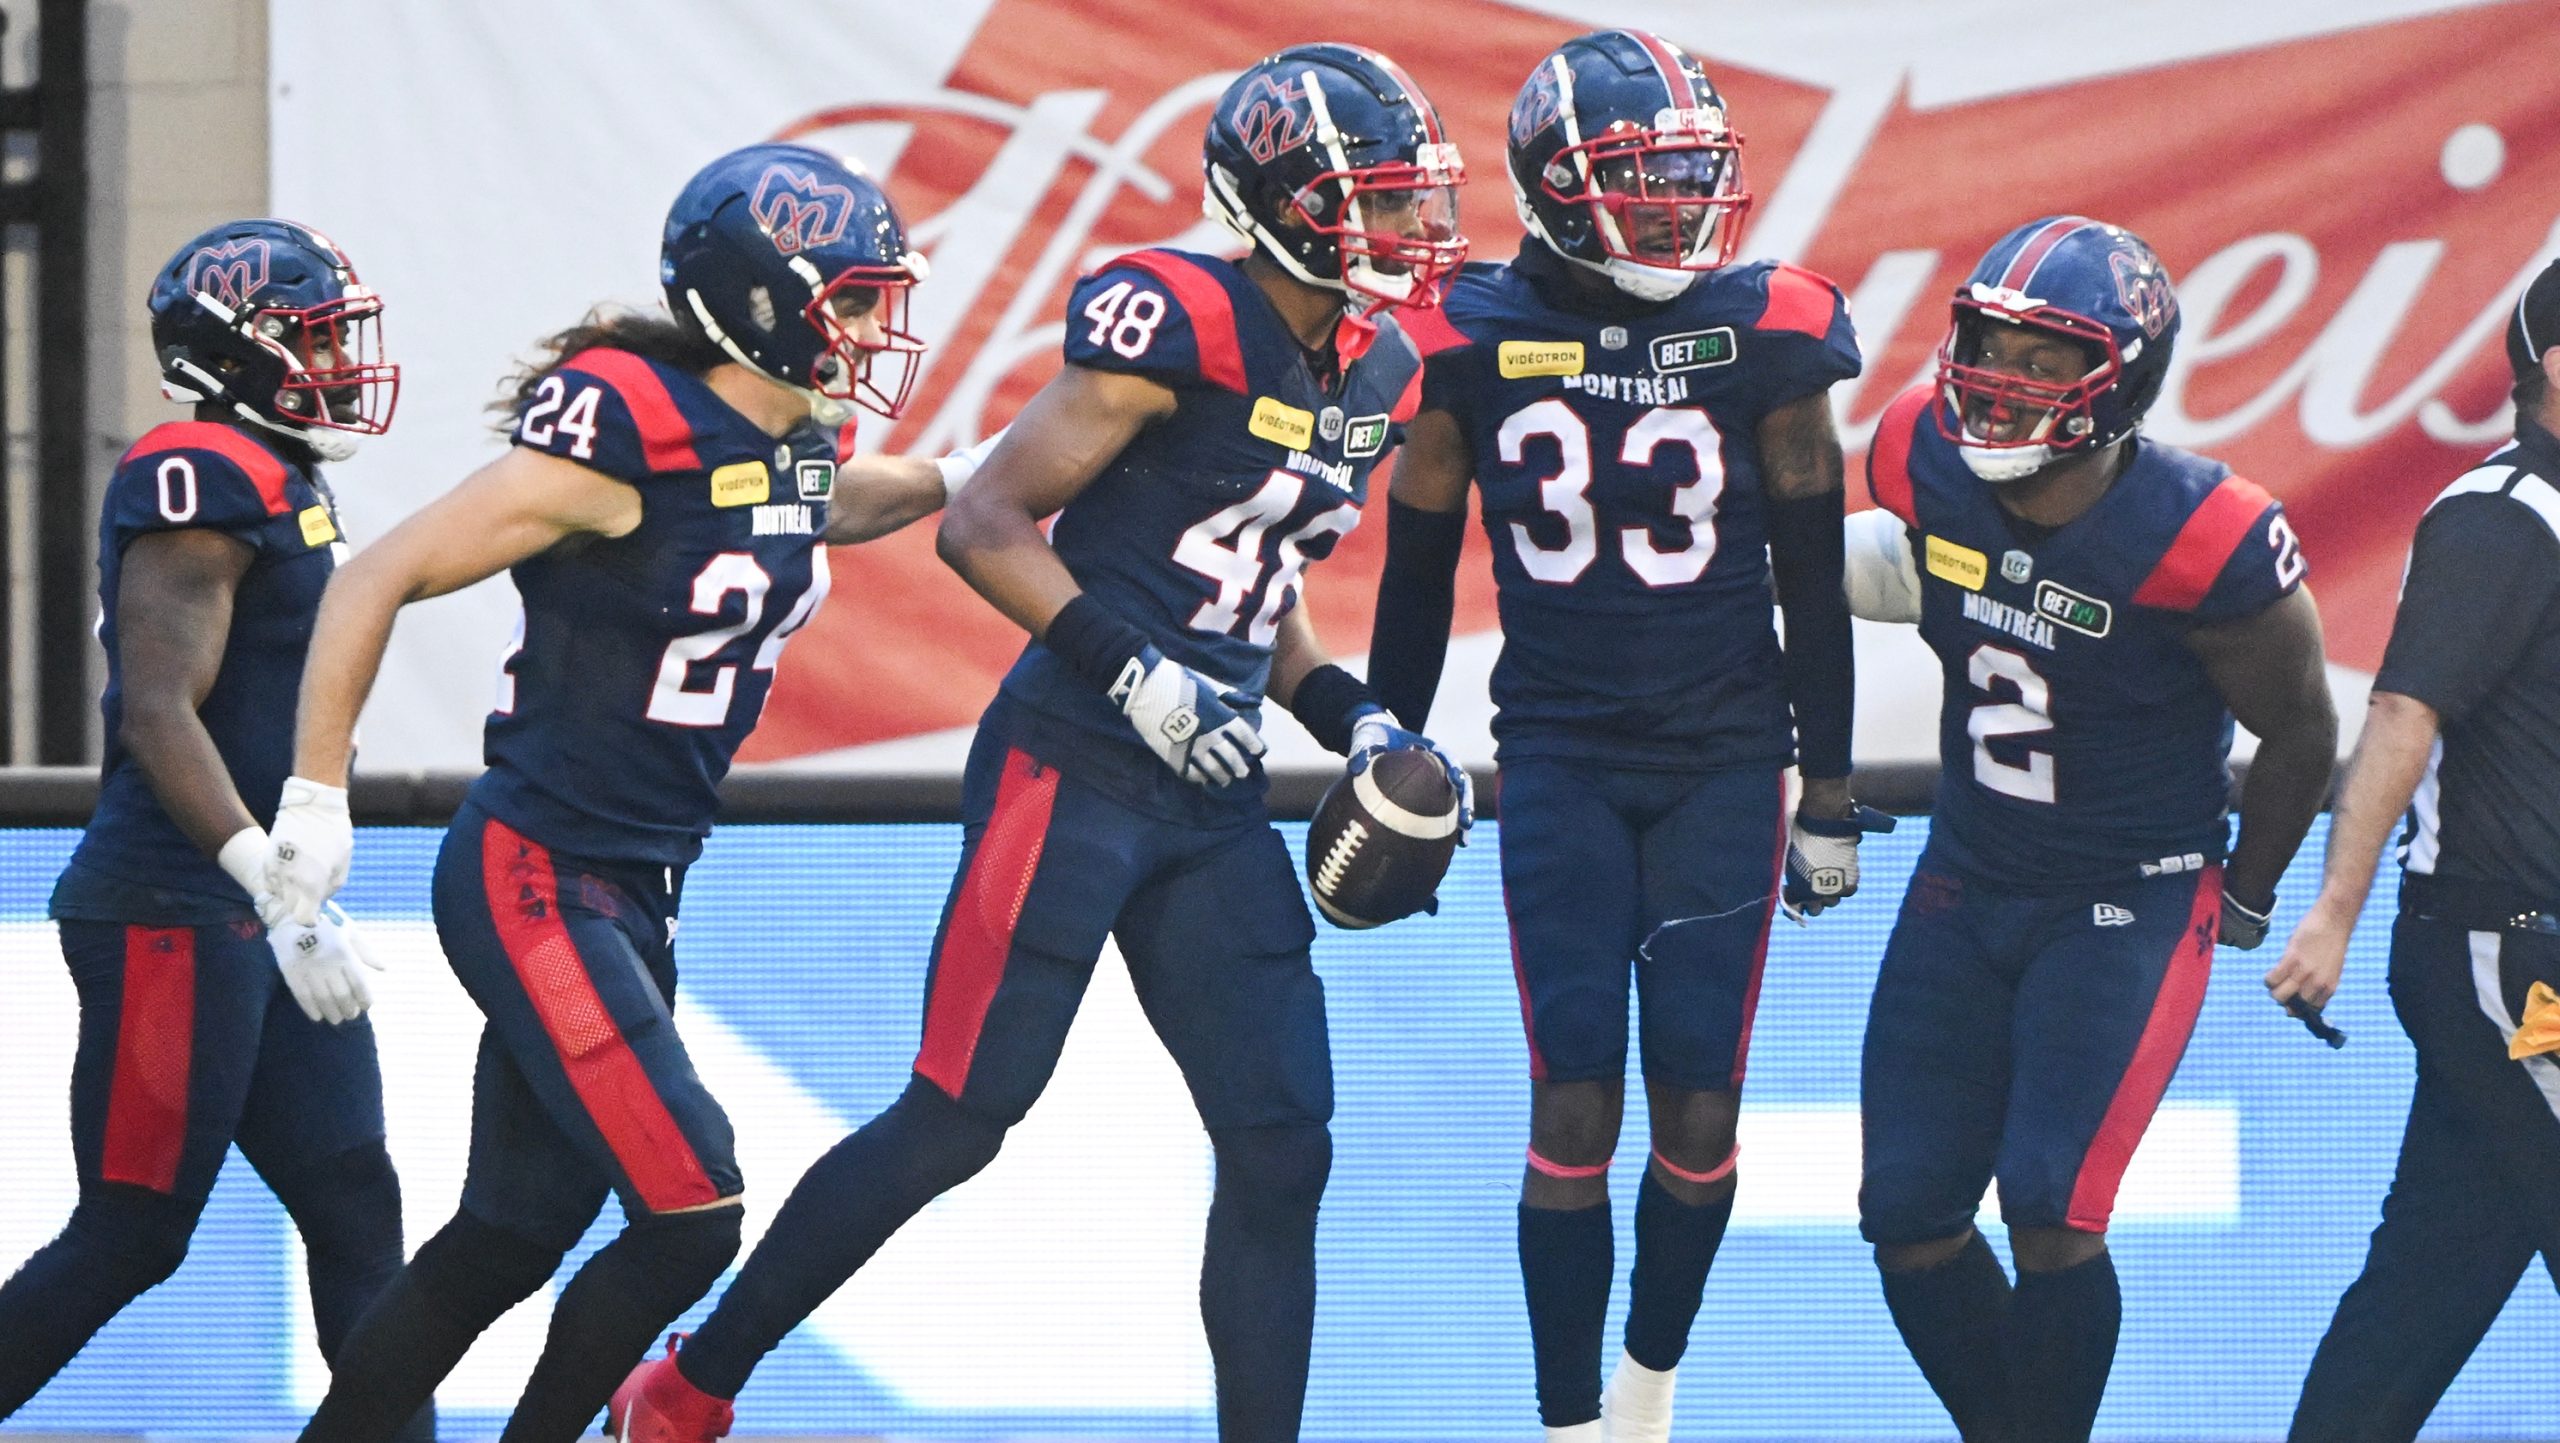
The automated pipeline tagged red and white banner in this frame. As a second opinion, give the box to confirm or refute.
[273,0,2554,773]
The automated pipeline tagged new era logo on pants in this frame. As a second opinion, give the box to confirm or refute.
[2094,903,2136,927]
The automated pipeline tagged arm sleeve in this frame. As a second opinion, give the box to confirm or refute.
[1768,490,1854,778]
[2373,493,2560,722]
[104,447,287,552]
[1747,263,1862,413]
[1368,498,1467,730]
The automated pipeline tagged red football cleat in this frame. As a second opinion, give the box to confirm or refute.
[606,1334,736,1443]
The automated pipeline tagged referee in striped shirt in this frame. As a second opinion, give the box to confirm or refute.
[2269,257,2560,1441]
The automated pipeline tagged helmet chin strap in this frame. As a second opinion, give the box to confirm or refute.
[685,289,850,425]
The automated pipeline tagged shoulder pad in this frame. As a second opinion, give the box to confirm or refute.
[1754,262,1845,339]
[108,421,296,536]
[1064,250,1246,394]
[2132,474,2284,612]
[515,348,704,478]
[1865,385,1932,526]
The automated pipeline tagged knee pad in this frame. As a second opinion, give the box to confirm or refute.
[1209,1124,1332,1222]
[623,1205,743,1300]
[271,1138,405,1261]
[410,1208,568,1321]
[63,1187,201,1294]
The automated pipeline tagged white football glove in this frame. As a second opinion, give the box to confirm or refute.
[264,776,353,926]
[270,903,385,1026]
[1782,803,1897,920]
[1843,509,1923,623]
[1108,646,1267,788]
[936,426,1009,499]
[217,825,291,930]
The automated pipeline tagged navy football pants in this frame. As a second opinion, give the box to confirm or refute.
[1860,853,2220,1242]
[1497,759,1786,1093]
[0,918,410,1423]
[916,740,1331,1129]
[431,803,741,1243]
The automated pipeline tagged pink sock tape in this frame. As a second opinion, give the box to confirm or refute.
[1651,1146,1738,1185]
[1526,1148,1614,1180]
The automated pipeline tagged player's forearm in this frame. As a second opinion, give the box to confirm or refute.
[1369,499,1464,729]
[291,560,408,787]
[936,493,1085,640]
[1767,491,1854,780]
[825,454,947,545]
[2305,691,2439,923]
[123,704,258,857]
[2224,702,2339,905]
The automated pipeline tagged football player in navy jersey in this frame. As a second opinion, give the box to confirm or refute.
[1841,218,2337,1442]
[254,144,962,1443]
[1361,33,1877,1442]
[0,220,426,1437]
[610,44,1469,1443]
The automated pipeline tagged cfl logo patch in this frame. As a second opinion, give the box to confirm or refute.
[2094,903,2136,927]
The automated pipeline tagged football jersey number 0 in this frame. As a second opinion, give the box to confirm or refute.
[1496,398,1726,587]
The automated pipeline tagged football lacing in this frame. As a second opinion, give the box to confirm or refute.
[1315,818,1369,895]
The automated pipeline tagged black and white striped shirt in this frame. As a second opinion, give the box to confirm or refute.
[2379,416,2560,905]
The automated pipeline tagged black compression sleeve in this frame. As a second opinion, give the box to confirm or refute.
[1286,664,1382,755]
[1370,500,1467,730]
[1043,593,1153,693]
[1766,490,1854,779]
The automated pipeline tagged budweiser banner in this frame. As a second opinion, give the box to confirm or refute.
[271,0,2555,773]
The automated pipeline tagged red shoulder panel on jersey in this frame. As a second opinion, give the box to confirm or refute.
[1388,363,1425,424]
[1109,250,1249,394]
[1396,302,1472,359]
[1866,385,1930,525]
[560,348,705,473]
[121,421,292,517]
[2132,475,2277,611]
[1756,263,1839,339]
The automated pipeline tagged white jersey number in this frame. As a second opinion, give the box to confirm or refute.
[1173,470,1358,646]
[1967,643,2056,804]
[1498,399,1727,587]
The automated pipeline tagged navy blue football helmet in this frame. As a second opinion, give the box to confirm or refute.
[1508,30,1748,303]
[1936,216,2181,481]
[148,218,398,459]
[662,142,928,419]
[1203,44,1467,313]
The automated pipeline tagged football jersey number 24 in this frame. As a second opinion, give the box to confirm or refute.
[1499,398,1728,588]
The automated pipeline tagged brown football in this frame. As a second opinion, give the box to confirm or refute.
[1305,748,1464,929]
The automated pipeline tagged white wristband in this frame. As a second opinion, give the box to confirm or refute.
[937,427,1010,500]
[279,775,351,814]
[217,826,269,897]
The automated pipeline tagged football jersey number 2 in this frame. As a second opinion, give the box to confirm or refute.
[1968,643,2056,803]
[1498,399,1726,587]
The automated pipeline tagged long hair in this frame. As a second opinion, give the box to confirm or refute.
[490,305,728,430]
